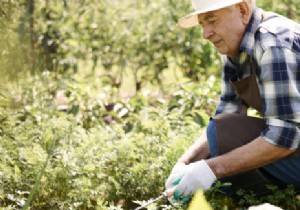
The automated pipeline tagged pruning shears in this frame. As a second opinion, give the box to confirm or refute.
[134,185,191,209]
[134,176,191,209]
[134,190,170,210]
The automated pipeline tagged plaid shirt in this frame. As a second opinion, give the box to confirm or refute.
[215,8,300,149]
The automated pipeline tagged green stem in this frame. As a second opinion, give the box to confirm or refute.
[22,153,50,210]
[22,130,56,210]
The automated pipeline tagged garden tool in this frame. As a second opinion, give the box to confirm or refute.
[134,191,169,210]
[134,185,190,210]
[134,175,194,210]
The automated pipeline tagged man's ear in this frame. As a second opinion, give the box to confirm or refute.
[237,2,252,25]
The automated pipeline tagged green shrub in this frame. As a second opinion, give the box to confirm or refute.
[0,72,210,209]
[1,72,298,210]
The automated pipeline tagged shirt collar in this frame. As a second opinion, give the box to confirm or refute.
[238,8,264,59]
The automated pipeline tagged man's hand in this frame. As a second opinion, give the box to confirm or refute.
[174,160,216,196]
[165,162,187,190]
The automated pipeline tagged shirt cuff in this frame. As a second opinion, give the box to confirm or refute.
[261,118,300,149]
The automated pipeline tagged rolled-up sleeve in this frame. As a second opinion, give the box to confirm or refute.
[259,46,300,149]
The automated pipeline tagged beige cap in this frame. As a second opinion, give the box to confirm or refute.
[178,0,244,28]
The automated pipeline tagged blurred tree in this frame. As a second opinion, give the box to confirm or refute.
[0,0,299,90]
[27,0,36,73]
[0,0,28,81]
[257,0,300,21]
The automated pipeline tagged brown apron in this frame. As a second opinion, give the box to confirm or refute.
[212,60,300,158]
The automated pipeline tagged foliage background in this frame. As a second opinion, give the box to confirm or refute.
[0,0,300,209]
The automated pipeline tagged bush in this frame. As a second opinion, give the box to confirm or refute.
[0,72,213,209]
[1,72,299,210]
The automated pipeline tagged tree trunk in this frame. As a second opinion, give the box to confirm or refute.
[27,0,36,74]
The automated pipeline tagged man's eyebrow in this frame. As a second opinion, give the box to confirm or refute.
[204,13,216,21]
[198,13,216,24]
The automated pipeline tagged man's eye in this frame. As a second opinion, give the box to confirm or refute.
[208,19,216,24]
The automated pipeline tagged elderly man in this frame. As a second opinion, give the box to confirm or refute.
[166,0,300,200]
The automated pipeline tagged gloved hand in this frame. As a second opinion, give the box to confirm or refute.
[170,176,191,204]
[165,162,187,190]
[174,160,216,196]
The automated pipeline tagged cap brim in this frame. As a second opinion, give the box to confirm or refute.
[178,0,244,28]
[178,11,203,29]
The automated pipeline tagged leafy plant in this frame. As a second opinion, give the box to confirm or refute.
[1,64,299,210]
[236,185,300,210]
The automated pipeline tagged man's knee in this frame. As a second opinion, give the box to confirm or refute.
[206,120,219,157]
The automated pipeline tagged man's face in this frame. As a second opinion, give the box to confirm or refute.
[198,5,248,58]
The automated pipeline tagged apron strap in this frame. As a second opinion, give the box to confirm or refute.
[230,59,263,112]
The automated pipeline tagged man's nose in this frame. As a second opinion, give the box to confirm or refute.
[203,26,214,39]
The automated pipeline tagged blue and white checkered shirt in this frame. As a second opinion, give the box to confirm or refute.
[215,8,300,149]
